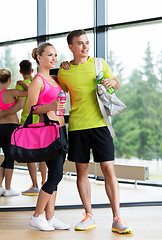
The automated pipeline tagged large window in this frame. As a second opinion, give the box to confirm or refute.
[105,2,162,183]
[106,22,162,80]
[107,0,162,24]
[48,0,94,34]
[0,0,37,42]
[0,41,37,87]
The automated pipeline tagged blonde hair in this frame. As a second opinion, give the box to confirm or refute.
[32,42,54,64]
[0,68,11,83]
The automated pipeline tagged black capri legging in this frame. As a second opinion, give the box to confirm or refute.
[41,126,67,195]
[0,123,20,169]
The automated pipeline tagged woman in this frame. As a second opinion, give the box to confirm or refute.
[28,42,70,231]
[0,68,27,196]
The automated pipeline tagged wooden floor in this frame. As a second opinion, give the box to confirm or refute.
[0,206,162,240]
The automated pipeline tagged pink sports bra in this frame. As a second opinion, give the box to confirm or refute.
[0,88,16,110]
[35,74,62,105]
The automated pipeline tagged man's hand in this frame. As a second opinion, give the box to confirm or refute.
[60,61,70,70]
[100,76,119,91]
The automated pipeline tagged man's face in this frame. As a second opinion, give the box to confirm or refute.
[69,34,89,58]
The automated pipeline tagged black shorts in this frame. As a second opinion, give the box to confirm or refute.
[68,126,114,163]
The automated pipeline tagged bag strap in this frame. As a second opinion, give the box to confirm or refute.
[94,57,116,137]
[23,104,59,127]
[94,57,103,80]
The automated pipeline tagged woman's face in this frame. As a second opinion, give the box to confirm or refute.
[38,46,57,69]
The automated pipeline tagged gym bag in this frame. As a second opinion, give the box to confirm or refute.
[10,105,67,163]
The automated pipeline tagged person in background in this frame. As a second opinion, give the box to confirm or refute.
[16,60,47,196]
[27,42,70,231]
[58,29,133,234]
[0,68,27,196]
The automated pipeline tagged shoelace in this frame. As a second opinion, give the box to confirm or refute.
[81,213,90,222]
[113,216,127,225]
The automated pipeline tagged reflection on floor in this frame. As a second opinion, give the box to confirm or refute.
[0,169,162,208]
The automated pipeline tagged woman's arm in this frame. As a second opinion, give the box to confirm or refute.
[0,98,25,118]
[3,89,27,103]
[27,76,59,115]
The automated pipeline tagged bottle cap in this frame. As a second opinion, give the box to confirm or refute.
[96,73,103,81]
[58,90,68,98]
[58,90,66,97]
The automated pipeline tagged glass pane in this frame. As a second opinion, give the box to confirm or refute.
[48,0,94,34]
[0,41,38,88]
[106,22,162,183]
[0,0,37,42]
[107,0,162,24]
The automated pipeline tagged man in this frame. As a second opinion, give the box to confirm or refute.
[58,29,133,234]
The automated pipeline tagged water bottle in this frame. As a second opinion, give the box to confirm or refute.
[55,90,68,116]
[96,71,115,94]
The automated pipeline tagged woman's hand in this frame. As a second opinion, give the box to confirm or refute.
[51,99,66,113]
[16,80,28,90]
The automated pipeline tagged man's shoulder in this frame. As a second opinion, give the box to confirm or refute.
[24,78,32,85]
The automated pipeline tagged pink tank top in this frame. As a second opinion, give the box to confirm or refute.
[0,88,16,110]
[35,74,62,105]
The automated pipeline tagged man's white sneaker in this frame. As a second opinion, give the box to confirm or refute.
[3,188,19,197]
[0,187,5,196]
[48,216,70,230]
[29,214,54,231]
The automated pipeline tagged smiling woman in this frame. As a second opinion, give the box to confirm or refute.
[26,42,70,231]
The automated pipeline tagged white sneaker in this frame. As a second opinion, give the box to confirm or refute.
[0,187,5,196]
[29,214,54,231]
[3,188,19,197]
[48,216,70,230]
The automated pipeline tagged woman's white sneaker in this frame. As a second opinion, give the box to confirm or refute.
[29,214,54,231]
[48,216,70,230]
[3,188,19,197]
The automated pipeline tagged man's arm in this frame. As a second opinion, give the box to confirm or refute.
[0,98,25,119]
[102,59,120,91]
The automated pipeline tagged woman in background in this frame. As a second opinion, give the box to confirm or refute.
[0,68,27,196]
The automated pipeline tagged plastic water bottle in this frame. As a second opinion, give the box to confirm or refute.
[55,90,68,116]
[96,72,115,94]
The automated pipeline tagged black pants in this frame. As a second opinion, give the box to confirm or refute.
[0,123,20,169]
[41,126,67,195]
